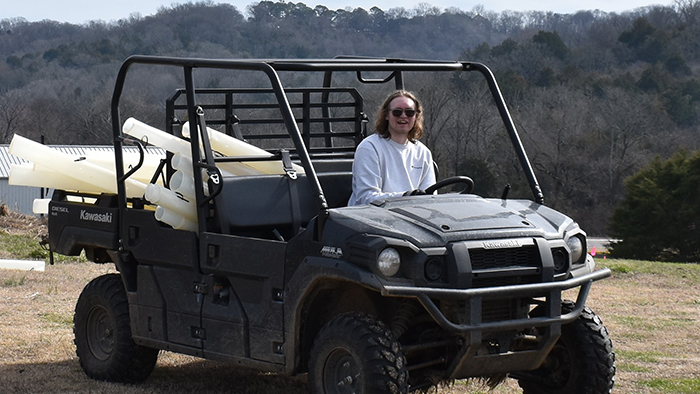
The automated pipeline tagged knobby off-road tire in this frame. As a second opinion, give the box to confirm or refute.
[74,273,159,383]
[517,300,616,394]
[309,312,408,394]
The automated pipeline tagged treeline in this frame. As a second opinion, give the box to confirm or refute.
[1,0,700,234]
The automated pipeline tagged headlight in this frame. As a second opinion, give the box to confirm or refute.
[377,248,401,277]
[567,235,585,264]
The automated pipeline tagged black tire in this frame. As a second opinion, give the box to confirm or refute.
[74,273,159,383]
[309,312,408,394]
[517,300,616,394]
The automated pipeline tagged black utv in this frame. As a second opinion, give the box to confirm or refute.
[47,56,615,393]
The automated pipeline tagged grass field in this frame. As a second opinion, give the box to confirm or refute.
[1,249,699,393]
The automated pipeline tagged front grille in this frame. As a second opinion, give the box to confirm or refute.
[482,299,516,322]
[469,245,540,270]
[468,244,542,289]
[472,275,539,289]
[441,299,523,324]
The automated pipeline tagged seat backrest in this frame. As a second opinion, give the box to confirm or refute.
[318,172,353,208]
[311,159,354,173]
[219,171,352,239]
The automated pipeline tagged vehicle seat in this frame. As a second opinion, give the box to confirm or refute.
[219,172,352,240]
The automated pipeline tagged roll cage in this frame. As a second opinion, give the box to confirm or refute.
[110,56,545,242]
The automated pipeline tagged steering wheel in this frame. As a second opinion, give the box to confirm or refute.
[424,176,474,195]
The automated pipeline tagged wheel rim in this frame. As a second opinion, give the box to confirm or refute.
[540,342,574,388]
[323,348,361,394]
[86,305,115,361]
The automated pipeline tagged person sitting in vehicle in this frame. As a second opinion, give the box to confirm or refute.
[348,90,436,206]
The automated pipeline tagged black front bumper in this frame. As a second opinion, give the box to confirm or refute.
[382,268,611,379]
[381,268,611,333]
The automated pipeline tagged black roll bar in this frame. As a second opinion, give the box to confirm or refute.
[111,56,545,242]
[465,62,545,204]
[317,57,544,204]
[111,56,330,241]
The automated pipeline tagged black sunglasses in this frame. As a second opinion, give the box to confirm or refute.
[390,108,417,118]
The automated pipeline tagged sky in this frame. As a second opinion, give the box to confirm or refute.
[4,0,671,25]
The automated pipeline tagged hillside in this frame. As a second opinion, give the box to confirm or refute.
[1,1,700,234]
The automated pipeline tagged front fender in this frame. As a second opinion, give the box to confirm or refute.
[283,256,386,374]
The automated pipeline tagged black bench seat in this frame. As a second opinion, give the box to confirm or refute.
[219,172,352,240]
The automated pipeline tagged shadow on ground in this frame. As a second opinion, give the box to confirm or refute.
[0,357,309,393]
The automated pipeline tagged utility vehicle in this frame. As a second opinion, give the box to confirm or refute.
[48,56,615,393]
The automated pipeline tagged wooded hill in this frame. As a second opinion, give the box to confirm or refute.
[1,0,699,235]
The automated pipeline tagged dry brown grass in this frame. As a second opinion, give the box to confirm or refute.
[585,260,700,394]
[1,259,699,393]
[0,204,47,238]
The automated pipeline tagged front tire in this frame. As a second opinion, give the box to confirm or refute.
[517,300,616,394]
[309,312,408,394]
[74,274,159,383]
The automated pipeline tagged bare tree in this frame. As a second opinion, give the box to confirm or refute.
[594,88,671,204]
[675,0,700,24]
[0,89,28,143]
[413,74,457,167]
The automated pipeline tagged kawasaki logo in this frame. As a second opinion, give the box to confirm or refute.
[80,210,113,224]
[482,239,520,249]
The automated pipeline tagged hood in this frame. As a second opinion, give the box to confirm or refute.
[327,194,575,246]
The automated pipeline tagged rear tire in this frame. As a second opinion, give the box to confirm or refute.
[74,274,159,383]
[517,300,616,394]
[309,312,408,394]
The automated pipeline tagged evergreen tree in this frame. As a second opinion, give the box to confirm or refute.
[610,150,700,262]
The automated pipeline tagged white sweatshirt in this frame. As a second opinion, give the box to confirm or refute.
[348,134,436,206]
